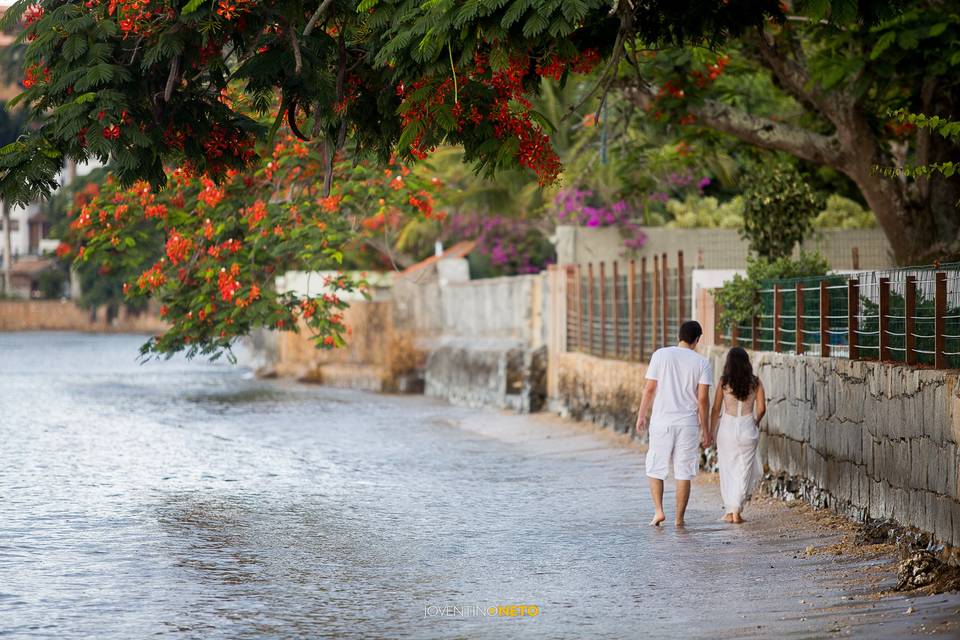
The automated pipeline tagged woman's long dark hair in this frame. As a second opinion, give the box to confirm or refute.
[720,347,758,401]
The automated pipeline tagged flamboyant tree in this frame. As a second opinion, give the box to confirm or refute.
[623,4,960,263]
[0,0,901,355]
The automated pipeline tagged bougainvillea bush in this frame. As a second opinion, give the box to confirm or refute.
[552,187,646,251]
[441,212,554,277]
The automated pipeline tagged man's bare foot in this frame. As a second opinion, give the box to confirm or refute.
[731,513,744,524]
[721,513,734,523]
[649,512,666,526]
[675,519,685,527]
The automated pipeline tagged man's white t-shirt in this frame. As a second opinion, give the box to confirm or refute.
[645,346,713,427]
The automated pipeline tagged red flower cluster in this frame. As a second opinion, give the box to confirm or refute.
[165,230,193,265]
[242,200,267,229]
[198,177,225,208]
[105,0,163,35]
[535,48,601,81]
[137,261,166,290]
[489,58,561,184]
[217,264,242,302]
[23,63,50,89]
[408,190,434,217]
[202,125,256,175]
[215,0,252,20]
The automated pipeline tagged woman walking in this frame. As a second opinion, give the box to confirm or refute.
[710,347,766,524]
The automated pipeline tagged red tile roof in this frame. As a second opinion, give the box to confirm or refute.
[401,240,476,277]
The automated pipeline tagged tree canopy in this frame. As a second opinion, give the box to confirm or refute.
[0,0,913,356]
[0,0,895,204]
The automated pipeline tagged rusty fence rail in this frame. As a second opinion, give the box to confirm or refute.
[715,262,960,369]
[564,251,692,362]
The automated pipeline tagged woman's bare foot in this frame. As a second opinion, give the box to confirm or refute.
[721,513,734,523]
[731,513,744,524]
[649,512,666,526]
[675,518,685,528]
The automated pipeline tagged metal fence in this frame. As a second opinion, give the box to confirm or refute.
[716,262,960,369]
[565,251,692,361]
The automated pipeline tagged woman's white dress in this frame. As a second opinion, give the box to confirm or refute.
[717,386,763,514]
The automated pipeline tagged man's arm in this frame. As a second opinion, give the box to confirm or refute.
[635,379,657,434]
[697,383,712,447]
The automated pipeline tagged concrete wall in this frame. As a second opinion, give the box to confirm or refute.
[706,346,960,558]
[439,274,547,346]
[556,225,896,270]
[423,271,550,411]
[0,300,166,333]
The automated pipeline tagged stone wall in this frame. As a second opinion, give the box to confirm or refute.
[552,350,648,434]
[0,300,166,333]
[706,346,960,557]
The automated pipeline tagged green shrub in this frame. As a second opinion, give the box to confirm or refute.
[741,161,822,259]
[812,194,877,229]
[714,251,830,331]
[665,195,744,229]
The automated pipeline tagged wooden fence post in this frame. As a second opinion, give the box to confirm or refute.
[564,266,573,352]
[879,277,890,362]
[731,323,739,346]
[848,278,859,360]
[661,252,669,346]
[599,262,607,358]
[773,285,782,353]
[612,261,620,358]
[575,264,583,352]
[905,275,916,366]
[751,292,759,351]
[652,255,660,350]
[819,281,830,358]
[628,260,636,361]
[588,262,594,356]
[677,250,686,321]
[640,257,647,360]
[935,271,947,369]
[795,281,805,355]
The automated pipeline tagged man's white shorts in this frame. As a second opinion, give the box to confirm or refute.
[645,422,700,481]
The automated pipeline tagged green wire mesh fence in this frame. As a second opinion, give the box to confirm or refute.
[716,262,960,369]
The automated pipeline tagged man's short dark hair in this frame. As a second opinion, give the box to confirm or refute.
[678,320,703,344]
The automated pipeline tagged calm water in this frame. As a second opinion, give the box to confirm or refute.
[1,332,957,639]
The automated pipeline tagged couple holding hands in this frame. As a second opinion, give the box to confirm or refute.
[635,321,766,527]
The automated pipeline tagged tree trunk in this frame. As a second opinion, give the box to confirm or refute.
[2,201,11,296]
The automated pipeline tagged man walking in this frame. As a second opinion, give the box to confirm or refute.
[635,320,713,527]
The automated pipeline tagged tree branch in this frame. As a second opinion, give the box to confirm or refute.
[623,83,844,169]
[691,99,844,169]
[163,55,180,103]
[290,28,302,75]
[303,0,335,37]
[747,29,828,117]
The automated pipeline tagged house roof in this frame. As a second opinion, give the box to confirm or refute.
[401,240,476,277]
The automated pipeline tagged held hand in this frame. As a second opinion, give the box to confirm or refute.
[701,430,712,449]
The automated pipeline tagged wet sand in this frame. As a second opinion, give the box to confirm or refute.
[455,407,960,638]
